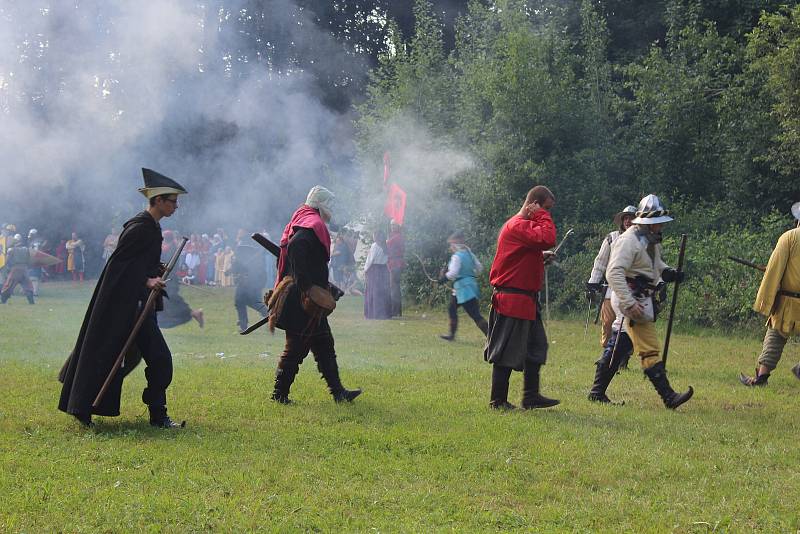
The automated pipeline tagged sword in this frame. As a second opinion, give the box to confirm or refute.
[727,256,766,272]
[593,284,608,324]
[583,292,592,340]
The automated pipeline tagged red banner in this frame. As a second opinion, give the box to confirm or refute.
[383,183,407,226]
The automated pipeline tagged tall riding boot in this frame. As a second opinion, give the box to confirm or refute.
[588,362,620,404]
[440,319,457,341]
[318,358,362,403]
[644,361,693,410]
[26,291,35,305]
[271,364,299,404]
[489,365,515,409]
[521,362,560,409]
[148,405,185,428]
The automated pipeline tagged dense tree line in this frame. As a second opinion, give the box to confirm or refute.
[355,0,800,329]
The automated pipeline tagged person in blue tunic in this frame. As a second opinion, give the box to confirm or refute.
[439,232,488,341]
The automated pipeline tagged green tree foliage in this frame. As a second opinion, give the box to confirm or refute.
[355,0,800,329]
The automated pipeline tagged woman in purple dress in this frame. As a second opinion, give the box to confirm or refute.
[363,230,392,319]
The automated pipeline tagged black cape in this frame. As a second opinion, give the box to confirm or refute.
[58,211,163,416]
[275,228,332,335]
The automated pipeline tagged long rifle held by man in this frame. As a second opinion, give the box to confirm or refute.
[727,256,766,272]
[93,236,189,409]
[662,234,688,367]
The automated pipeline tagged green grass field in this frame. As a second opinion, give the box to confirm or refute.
[1,282,799,532]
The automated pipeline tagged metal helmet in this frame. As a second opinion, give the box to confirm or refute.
[632,194,673,225]
[792,202,800,221]
[28,228,38,237]
[12,233,22,244]
[613,205,638,226]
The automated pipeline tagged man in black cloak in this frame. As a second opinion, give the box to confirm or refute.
[58,168,188,428]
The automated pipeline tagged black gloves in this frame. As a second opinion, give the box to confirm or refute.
[586,282,602,293]
[661,268,685,283]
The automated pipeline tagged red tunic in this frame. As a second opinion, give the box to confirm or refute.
[489,211,557,320]
[386,230,405,272]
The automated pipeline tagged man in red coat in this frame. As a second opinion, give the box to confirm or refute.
[386,220,405,317]
[484,185,560,409]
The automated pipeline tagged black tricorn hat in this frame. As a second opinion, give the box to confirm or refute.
[138,168,188,199]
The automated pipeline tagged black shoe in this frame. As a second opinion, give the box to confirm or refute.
[739,369,770,387]
[489,400,517,410]
[333,388,362,403]
[72,412,94,428]
[148,406,185,428]
[645,362,693,410]
[439,334,454,341]
[587,392,624,405]
[521,394,560,409]
[271,393,293,404]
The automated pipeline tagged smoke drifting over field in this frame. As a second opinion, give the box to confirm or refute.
[0,1,356,236]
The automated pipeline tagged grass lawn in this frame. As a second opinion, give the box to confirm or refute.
[1,282,799,532]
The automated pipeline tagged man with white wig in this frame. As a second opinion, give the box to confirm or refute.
[268,185,361,404]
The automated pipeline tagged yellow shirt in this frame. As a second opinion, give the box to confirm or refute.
[0,235,6,269]
[753,227,800,336]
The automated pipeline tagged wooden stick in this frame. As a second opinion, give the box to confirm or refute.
[662,234,687,367]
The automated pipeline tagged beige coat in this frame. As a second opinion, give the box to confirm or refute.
[753,227,800,336]
[607,226,669,312]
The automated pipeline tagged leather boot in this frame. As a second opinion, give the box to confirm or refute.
[588,362,622,404]
[26,292,35,305]
[644,362,693,410]
[521,363,559,409]
[489,365,515,410]
[739,368,770,387]
[439,319,457,341]
[271,366,297,404]
[318,358,361,403]
[148,405,185,428]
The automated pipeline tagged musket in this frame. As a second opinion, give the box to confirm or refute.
[662,234,688,367]
[242,232,344,335]
[727,256,766,273]
[93,236,188,409]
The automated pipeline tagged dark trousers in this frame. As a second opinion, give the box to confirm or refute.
[235,287,267,330]
[448,296,486,328]
[1,266,34,303]
[389,268,402,316]
[137,312,173,407]
[274,330,344,396]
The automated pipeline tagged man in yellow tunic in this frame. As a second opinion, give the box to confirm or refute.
[740,202,800,386]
